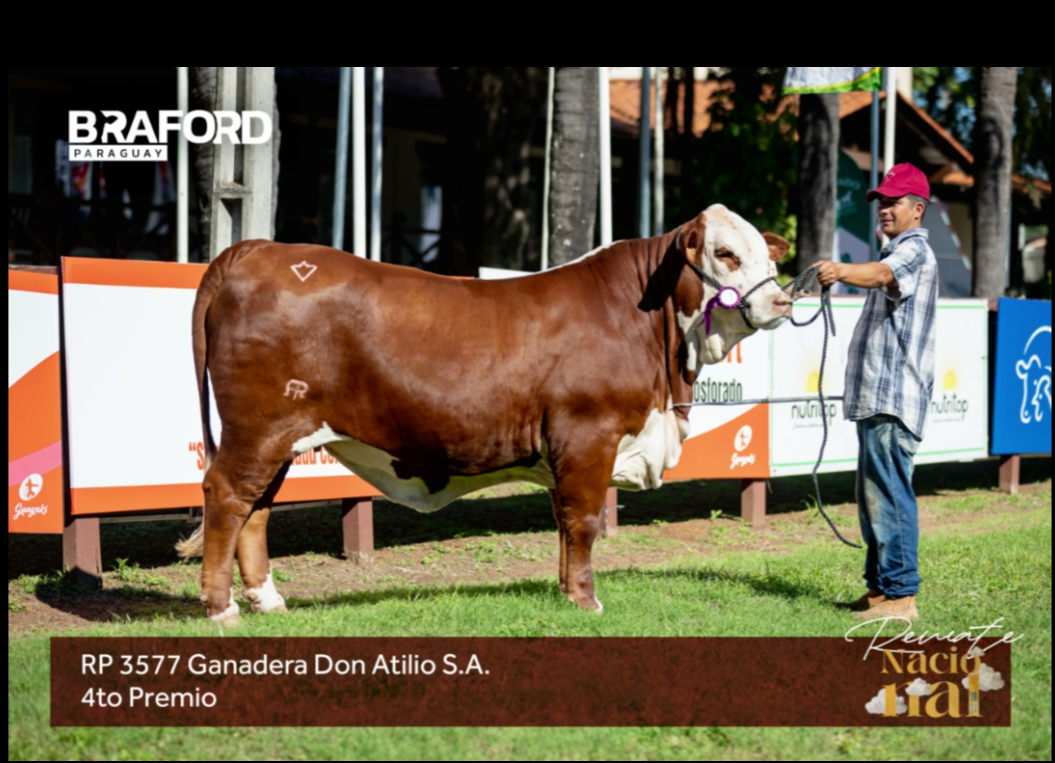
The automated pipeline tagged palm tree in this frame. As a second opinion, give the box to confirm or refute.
[796,93,840,274]
[548,67,600,266]
[972,67,1019,298]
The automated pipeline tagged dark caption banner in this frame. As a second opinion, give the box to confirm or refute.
[51,637,1011,727]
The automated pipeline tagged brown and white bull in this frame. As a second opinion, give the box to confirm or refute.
[178,205,791,624]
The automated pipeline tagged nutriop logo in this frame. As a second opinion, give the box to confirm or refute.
[68,110,273,162]
[1016,326,1051,425]
[931,366,971,422]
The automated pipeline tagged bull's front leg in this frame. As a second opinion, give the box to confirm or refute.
[550,446,616,613]
[549,489,568,594]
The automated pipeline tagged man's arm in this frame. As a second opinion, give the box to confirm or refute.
[816,261,901,297]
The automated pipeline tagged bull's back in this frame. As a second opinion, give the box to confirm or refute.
[203,242,621,468]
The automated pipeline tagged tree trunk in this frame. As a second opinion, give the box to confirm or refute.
[548,67,600,266]
[796,93,840,274]
[438,67,545,275]
[972,67,1019,298]
[189,67,217,258]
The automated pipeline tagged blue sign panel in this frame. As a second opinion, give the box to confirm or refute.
[992,298,1052,455]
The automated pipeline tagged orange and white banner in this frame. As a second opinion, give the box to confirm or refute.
[61,258,378,515]
[665,331,771,480]
[8,270,65,533]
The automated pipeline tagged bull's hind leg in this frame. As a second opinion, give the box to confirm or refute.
[200,452,289,625]
[237,463,291,614]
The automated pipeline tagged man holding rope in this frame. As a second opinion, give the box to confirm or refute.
[816,163,938,621]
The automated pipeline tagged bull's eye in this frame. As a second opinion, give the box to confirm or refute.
[715,249,733,258]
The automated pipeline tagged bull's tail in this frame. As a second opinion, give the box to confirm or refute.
[176,241,259,559]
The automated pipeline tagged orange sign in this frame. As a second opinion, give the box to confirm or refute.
[8,270,65,533]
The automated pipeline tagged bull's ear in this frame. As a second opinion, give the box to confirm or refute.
[762,232,791,262]
[677,222,702,265]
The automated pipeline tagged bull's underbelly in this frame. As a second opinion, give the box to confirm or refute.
[610,401,688,491]
[294,424,555,513]
[291,404,688,512]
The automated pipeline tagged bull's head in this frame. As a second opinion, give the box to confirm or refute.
[1016,327,1052,424]
[675,204,792,368]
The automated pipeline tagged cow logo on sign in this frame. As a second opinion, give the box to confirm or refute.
[19,474,43,502]
[1016,326,1051,425]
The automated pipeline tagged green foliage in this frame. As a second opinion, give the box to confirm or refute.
[914,66,1051,181]
[914,67,979,149]
[1015,67,1052,180]
[669,67,798,243]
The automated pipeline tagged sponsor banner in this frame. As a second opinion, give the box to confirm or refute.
[61,258,377,515]
[8,270,65,534]
[52,636,1011,727]
[916,301,989,465]
[771,298,990,477]
[783,67,883,94]
[991,298,1051,455]
[666,331,771,480]
[770,298,858,477]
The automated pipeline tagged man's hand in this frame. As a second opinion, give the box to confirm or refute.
[813,260,898,293]
[816,260,841,288]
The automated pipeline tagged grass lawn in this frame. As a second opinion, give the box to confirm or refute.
[8,459,1052,761]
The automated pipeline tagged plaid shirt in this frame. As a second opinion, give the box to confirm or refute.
[844,227,938,440]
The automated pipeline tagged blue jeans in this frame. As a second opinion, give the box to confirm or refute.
[856,414,922,599]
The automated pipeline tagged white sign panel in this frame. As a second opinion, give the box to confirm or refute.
[62,259,376,515]
[770,298,989,477]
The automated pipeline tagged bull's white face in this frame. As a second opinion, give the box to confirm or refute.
[678,204,792,369]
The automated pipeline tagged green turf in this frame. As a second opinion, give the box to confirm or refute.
[8,502,1051,760]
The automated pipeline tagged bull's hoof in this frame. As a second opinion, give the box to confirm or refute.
[565,592,604,614]
[210,610,242,627]
[253,602,288,614]
[208,599,242,627]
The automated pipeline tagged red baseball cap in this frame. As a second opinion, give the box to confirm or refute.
[866,163,931,202]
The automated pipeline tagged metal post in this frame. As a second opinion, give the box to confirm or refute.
[601,488,619,538]
[653,66,665,236]
[342,497,374,564]
[541,67,555,270]
[176,67,189,263]
[371,67,384,263]
[333,67,351,251]
[999,455,1020,495]
[741,479,766,529]
[352,67,367,258]
[639,67,652,239]
[870,87,881,261]
[598,66,613,246]
[63,515,101,588]
[882,67,898,247]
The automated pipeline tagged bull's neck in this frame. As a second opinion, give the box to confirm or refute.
[579,230,695,414]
